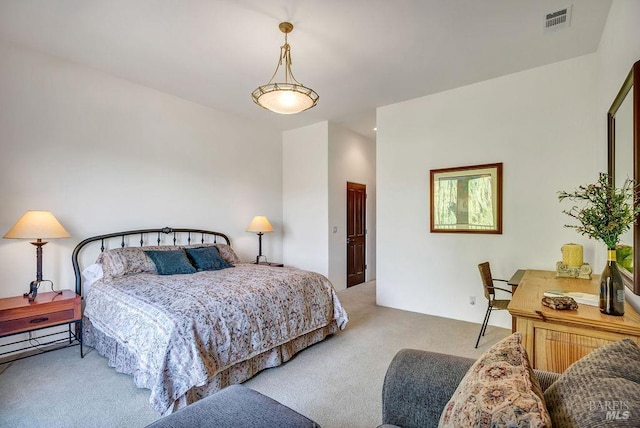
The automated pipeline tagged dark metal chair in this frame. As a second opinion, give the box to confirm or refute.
[475,262,512,348]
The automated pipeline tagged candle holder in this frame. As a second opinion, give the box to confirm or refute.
[556,262,592,279]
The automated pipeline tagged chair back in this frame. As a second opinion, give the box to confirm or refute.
[478,262,495,300]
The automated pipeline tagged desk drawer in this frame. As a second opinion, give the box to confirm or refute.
[0,309,76,336]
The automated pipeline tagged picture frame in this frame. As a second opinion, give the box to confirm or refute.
[430,162,503,234]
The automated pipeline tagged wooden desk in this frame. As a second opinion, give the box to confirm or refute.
[507,269,526,332]
[508,270,640,373]
[508,269,526,290]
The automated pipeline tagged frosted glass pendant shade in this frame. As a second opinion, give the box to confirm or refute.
[251,22,319,115]
[252,84,318,115]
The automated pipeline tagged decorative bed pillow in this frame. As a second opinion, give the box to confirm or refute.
[98,246,172,278]
[185,246,232,271]
[81,263,104,295]
[215,243,242,265]
[543,338,640,427]
[439,332,551,427]
[144,249,197,275]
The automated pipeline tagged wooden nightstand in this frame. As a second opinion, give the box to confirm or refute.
[256,262,284,267]
[0,290,83,363]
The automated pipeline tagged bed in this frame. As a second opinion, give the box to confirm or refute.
[72,227,348,415]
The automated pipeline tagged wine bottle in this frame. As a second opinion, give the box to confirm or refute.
[600,249,625,316]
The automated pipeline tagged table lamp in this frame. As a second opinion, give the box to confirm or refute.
[3,210,70,302]
[246,216,273,264]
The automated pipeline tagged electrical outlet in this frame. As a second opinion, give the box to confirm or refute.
[469,296,476,305]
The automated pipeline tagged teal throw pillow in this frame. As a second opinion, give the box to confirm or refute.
[144,249,197,275]
[185,246,233,271]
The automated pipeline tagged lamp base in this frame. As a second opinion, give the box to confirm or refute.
[24,281,39,302]
[23,279,61,302]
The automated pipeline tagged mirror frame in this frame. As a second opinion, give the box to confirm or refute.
[608,60,640,294]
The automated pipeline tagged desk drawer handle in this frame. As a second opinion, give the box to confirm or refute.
[29,317,49,324]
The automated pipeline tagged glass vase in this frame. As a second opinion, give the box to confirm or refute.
[600,248,625,316]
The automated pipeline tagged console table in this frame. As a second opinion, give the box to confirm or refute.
[508,270,640,373]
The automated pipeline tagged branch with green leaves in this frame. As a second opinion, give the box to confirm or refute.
[558,173,640,249]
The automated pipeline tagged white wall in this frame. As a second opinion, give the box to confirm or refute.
[377,54,599,328]
[596,0,640,308]
[328,123,376,290]
[0,40,283,301]
[282,122,329,275]
[282,121,377,290]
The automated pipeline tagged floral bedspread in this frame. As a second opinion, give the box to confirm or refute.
[84,264,348,414]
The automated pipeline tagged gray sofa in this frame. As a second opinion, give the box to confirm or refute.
[380,349,560,428]
[146,384,319,428]
[145,348,559,428]
[146,342,640,427]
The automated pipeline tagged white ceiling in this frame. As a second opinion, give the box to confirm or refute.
[0,1,612,139]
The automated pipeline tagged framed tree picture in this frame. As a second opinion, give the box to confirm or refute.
[430,163,503,234]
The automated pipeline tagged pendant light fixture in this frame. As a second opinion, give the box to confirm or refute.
[251,22,319,114]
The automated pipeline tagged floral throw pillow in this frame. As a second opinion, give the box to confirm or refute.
[439,332,551,427]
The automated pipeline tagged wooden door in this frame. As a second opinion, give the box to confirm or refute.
[347,182,366,287]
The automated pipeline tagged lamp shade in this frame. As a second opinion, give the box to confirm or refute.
[3,210,70,239]
[246,216,274,233]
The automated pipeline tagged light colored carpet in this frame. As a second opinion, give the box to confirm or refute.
[0,281,509,428]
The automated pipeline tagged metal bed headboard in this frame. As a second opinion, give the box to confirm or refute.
[72,227,231,296]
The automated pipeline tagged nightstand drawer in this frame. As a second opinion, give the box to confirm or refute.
[0,309,76,335]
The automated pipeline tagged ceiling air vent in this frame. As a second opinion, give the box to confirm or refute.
[544,5,572,32]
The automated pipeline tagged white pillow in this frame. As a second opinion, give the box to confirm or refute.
[81,263,104,295]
